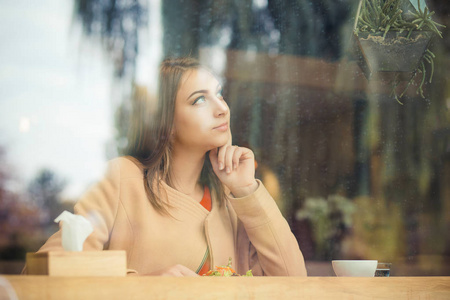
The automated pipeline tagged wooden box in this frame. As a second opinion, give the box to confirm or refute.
[26,251,127,276]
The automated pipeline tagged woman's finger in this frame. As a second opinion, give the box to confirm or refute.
[227,128,233,146]
[216,144,229,171]
[177,265,199,277]
[149,264,199,277]
[232,147,243,170]
[209,148,219,171]
[224,146,238,173]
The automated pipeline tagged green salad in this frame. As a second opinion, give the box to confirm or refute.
[204,257,253,277]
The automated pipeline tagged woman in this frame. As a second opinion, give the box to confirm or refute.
[28,57,307,276]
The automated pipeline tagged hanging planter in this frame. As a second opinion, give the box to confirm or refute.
[352,0,445,104]
[355,31,432,76]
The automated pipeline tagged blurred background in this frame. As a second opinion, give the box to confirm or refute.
[0,0,449,276]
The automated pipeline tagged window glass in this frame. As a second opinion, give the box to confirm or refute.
[0,0,449,276]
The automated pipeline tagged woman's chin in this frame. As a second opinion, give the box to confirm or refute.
[206,145,221,152]
[211,137,229,148]
[206,142,227,152]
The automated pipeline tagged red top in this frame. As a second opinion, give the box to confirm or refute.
[197,186,211,275]
[199,186,212,212]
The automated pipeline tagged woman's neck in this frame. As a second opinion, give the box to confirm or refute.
[170,147,206,197]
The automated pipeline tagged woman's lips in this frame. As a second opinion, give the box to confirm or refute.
[213,122,228,131]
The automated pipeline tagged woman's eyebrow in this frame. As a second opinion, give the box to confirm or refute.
[186,90,208,101]
[186,84,222,101]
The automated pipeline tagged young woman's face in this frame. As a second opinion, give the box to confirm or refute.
[172,68,230,152]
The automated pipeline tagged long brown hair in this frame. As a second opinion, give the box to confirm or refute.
[125,57,226,214]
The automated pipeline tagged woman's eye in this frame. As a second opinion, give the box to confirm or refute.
[217,89,224,99]
[192,96,206,105]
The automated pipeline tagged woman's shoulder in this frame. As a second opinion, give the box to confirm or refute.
[107,156,144,179]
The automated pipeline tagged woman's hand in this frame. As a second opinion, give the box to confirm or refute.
[209,145,258,198]
[146,264,199,277]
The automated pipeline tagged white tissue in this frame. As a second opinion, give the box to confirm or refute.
[54,211,93,251]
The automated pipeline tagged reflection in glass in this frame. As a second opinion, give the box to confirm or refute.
[0,0,449,276]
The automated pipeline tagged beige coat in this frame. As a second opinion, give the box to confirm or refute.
[31,157,306,276]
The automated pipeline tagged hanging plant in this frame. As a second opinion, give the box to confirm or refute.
[353,0,445,104]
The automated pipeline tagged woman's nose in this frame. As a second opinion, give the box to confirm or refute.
[214,97,229,117]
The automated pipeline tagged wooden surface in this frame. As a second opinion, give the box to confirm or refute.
[25,251,126,277]
[1,276,449,300]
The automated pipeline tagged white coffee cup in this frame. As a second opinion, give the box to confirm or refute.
[332,260,378,277]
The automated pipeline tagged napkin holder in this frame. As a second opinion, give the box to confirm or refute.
[26,251,127,276]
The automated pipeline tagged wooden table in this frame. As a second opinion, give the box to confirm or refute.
[1,275,449,300]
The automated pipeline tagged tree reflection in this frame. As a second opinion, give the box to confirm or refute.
[0,146,41,264]
[73,0,149,78]
[27,169,67,235]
